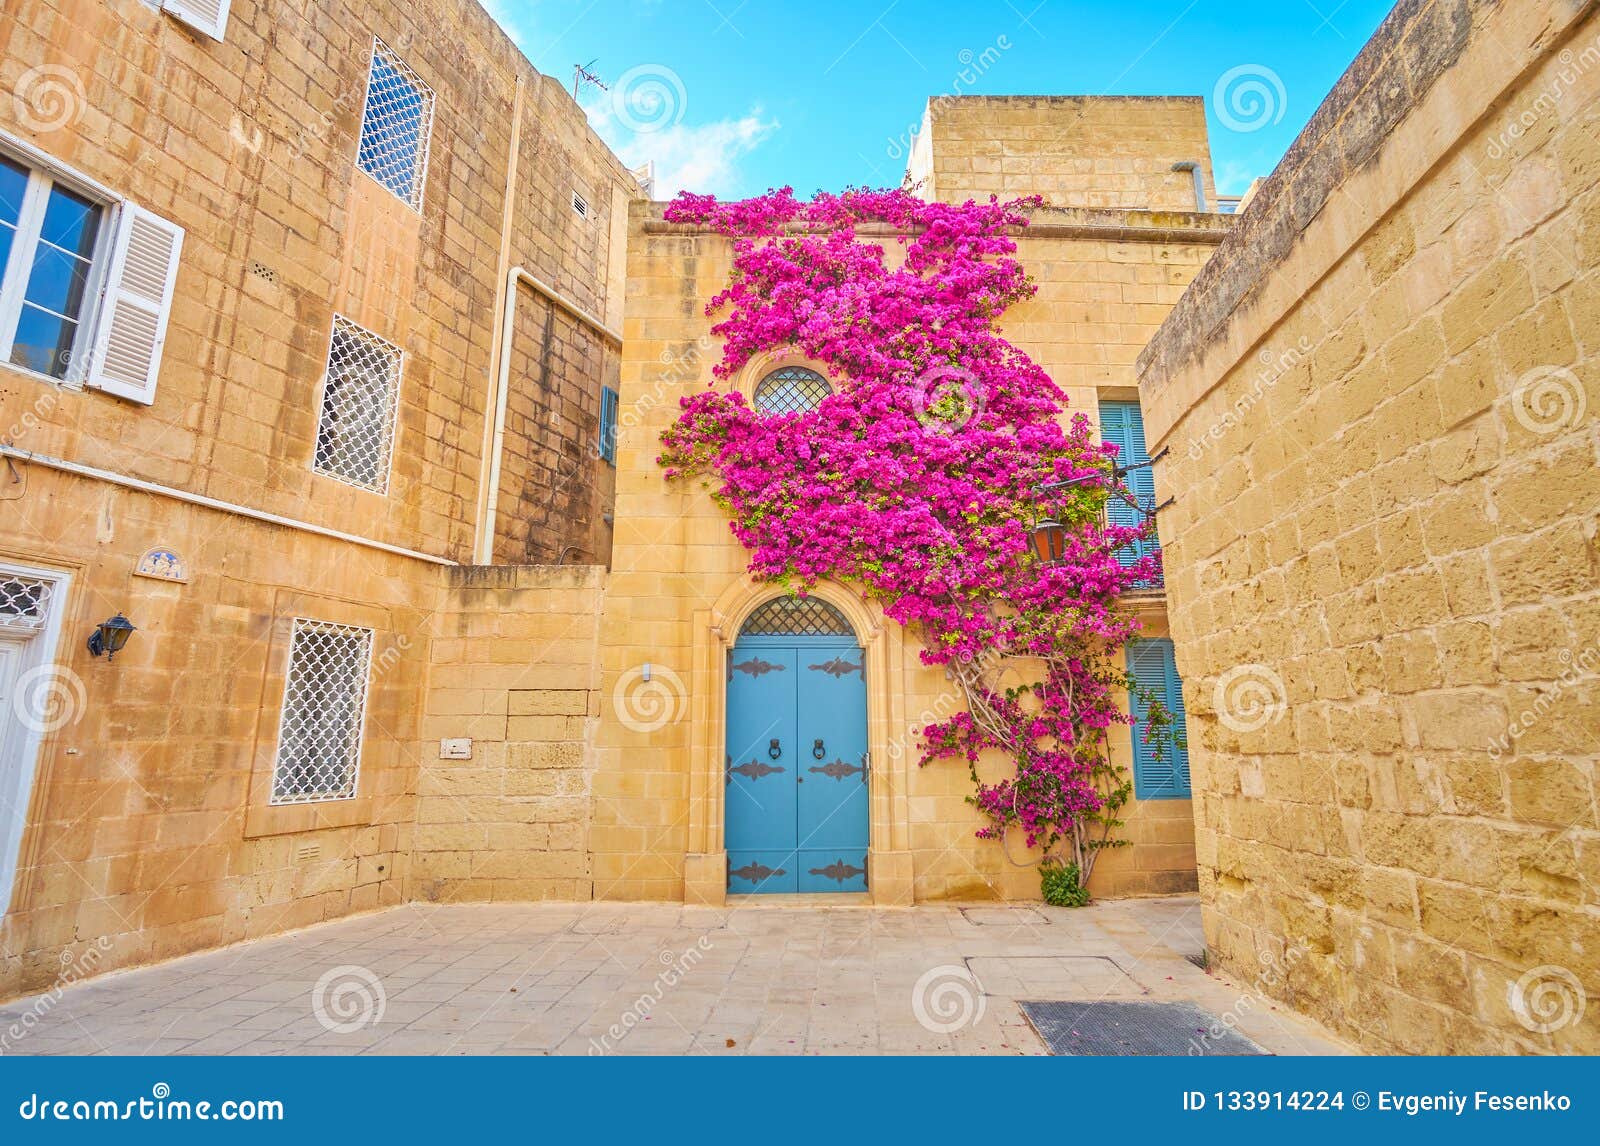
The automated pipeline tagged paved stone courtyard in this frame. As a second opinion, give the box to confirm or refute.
[0,896,1349,1056]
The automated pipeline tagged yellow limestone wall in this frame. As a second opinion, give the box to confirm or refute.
[906,95,1219,212]
[0,0,633,998]
[1138,0,1600,1053]
[594,189,1228,904]
[412,566,605,903]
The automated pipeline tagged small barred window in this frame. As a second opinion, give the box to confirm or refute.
[740,595,854,637]
[356,40,435,210]
[0,574,54,631]
[313,316,403,493]
[752,366,831,415]
[270,619,374,805]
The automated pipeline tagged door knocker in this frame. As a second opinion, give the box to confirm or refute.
[768,739,781,760]
[813,739,826,759]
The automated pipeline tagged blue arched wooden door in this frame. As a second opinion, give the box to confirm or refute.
[726,595,868,894]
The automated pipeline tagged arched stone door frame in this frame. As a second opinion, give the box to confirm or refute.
[683,575,914,905]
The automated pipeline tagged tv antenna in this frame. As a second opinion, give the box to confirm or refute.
[573,59,608,100]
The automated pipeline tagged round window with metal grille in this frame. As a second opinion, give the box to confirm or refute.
[752,366,832,415]
[739,595,854,637]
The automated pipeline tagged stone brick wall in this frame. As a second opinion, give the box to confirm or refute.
[0,464,429,995]
[906,96,1218,211]
[0,0,632,999]
[492,300,619,565]
[489,78,631,566]
[0,0,633,565]
[412,566,602,903]
[1138,0,1600,1053]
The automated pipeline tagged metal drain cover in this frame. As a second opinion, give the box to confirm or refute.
[1021,1000,1268,1056]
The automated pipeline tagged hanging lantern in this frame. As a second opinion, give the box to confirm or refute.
[1031,521,1068,565]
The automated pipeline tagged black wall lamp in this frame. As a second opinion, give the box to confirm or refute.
[86,613,136,659]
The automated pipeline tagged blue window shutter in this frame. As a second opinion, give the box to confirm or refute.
[1098,400,1161,579]
[599,386,618,465]
[1127,638,1190,798]
[1164,645,1191,794]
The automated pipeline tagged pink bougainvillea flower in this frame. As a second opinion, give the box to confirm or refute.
[658,186,1174,862]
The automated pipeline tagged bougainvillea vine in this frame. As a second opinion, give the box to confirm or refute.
[657,186,1175,891]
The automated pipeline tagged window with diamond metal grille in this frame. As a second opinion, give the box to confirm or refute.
[0,574,53,632]
[356,40,435,210]
[313,316,403,492]
[752,366,832,415]
[270,619,374,805]
[740,595,854,637]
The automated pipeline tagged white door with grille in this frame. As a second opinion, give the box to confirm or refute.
[0,563,70,917]
[0,637,29,913]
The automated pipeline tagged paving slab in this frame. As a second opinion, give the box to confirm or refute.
[0,896,1352,1056]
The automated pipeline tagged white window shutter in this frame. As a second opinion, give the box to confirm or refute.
[85,205,184,406]
[162,0,231,40]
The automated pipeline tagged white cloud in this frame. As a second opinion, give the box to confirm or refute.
[1212,157,1264,197]
[583,90,778,200]
[479,3,779,199]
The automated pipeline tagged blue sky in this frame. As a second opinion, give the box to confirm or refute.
[483,0,1397,199]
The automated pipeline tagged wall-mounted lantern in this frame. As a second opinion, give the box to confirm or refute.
[86,614,136,660]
